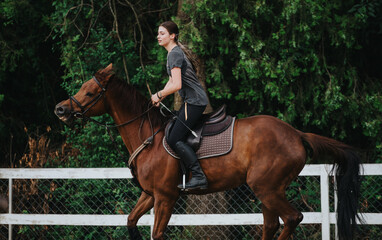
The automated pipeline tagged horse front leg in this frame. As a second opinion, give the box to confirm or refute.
[152,196,178,240]
[127,191,154,240]
[261,203,280,240]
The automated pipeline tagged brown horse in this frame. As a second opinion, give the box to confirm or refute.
[55,64,361,240]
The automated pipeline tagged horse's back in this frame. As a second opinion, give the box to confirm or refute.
[235,115,304,150]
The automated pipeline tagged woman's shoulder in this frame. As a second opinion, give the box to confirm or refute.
[168,46,184,58]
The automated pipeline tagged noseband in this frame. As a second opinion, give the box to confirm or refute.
[70,76,106,118]
[66,75,166,171]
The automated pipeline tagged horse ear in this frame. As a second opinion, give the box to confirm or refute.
[102,63,114,75]
[95,63,114,85]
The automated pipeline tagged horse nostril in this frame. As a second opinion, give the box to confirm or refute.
[55,105,66,116]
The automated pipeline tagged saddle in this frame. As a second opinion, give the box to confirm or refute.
[165,105,233,151]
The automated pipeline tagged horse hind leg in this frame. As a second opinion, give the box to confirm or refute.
[264,193,303,240]
[253,188,303,240]
[127,191,154,240]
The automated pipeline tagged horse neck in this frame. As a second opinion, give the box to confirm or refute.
[105,89,153,155]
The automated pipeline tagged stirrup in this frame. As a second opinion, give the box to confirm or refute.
[180,174,186,189]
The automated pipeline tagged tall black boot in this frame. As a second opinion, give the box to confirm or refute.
[174,141,208,190]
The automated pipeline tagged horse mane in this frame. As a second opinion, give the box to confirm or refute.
[95,71,168,127]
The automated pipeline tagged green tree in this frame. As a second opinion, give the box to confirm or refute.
[180,0,382,161]
[47,0,177,168]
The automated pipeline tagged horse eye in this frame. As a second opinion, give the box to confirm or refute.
[86,92,94,97]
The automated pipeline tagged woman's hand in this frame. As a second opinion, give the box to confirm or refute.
[151,92,162,107]
[151,70,181,107]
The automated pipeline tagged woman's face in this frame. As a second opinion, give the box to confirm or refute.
[157,26,175,47]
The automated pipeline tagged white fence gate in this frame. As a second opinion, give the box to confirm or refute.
[0,164,381,239]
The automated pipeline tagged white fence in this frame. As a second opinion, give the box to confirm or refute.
[0,164,381,240]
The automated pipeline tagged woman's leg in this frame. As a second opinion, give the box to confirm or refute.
[174,141,208,190]
[167,103,207,190]
[167,103,205,148]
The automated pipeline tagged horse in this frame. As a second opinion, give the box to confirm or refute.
[54,64,362,240]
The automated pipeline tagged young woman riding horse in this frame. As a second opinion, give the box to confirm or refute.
[152,21,209,191]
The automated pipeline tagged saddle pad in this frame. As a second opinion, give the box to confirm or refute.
[163,118,236,159]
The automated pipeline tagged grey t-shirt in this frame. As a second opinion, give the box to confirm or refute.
[167,46,208,106]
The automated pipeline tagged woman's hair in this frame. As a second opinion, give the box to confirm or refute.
[160,21,198,73]
[160,21,179,42]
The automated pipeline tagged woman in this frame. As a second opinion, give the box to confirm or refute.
[151,21,209,190]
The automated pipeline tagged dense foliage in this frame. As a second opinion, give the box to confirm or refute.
[179,0,382,161]
[45,0,176,167]
[1,0,381,167]
[50,0,382,164]
[0,0,65,167]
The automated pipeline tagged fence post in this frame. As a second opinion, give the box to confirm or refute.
[150,208,154,240]
[334,176,339,240]
[321,165,330,240]
[8,178,12,240]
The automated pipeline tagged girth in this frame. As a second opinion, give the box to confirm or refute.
[165,105,233,151]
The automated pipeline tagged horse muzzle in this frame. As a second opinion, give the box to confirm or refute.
[54,103,74,125]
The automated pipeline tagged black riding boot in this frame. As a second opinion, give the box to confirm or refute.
[175,141,208,190]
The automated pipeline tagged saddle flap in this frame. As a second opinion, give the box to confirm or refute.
[163,117,236,160]
[186,115,232,151]
[164,105,232,152]
[164,119,203,152]
[164,118,175,144]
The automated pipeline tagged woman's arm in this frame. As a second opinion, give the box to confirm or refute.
[151,67,182,106]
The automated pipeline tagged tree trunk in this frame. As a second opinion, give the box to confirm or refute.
[175,1,229,239]
[174,0,213,114]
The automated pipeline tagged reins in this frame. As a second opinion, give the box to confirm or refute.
[69,76,165,168]
[76,104,154,129]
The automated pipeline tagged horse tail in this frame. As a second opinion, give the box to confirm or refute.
[300,132,362,240]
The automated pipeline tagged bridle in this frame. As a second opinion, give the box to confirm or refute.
[68,75,165,168]
[69,76,155,128]
[69,76,106,119]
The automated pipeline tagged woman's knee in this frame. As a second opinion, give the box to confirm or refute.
[167,137,178,150]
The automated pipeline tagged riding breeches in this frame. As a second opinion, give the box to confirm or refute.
[166,102,206,150]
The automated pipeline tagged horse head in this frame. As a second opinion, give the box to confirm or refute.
[54,64,114,125]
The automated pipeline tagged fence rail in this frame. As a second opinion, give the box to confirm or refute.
[1,164,382,240]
